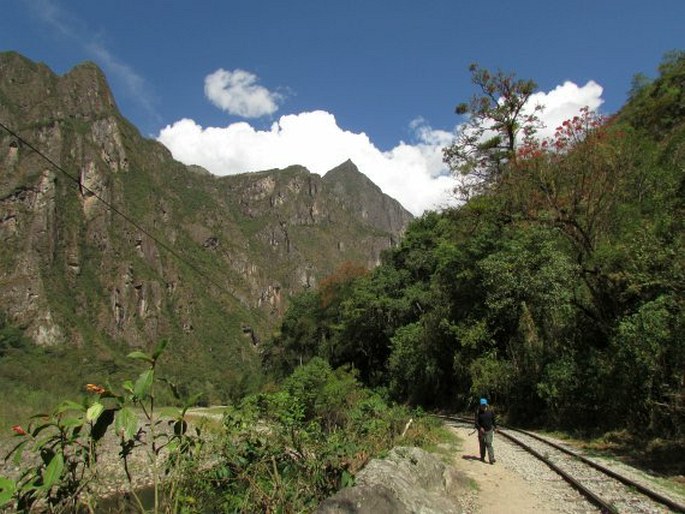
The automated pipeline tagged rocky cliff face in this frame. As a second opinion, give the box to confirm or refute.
[323,159,412,237]
[0,51,413,397]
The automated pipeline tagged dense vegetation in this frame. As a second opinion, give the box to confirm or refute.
[1,51,683,511]
[264,53,685,453]
[0,347,443,512]
[176,358,442,512]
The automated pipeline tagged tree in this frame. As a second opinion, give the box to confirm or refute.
[628,72,652,100]
[513,108,655,332]
[261,291,325,378]
[262,262,368,379]
[443,64,543,197]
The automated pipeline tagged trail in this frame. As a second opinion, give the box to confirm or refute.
[447,425,565,514]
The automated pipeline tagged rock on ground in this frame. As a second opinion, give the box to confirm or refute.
[315,446,471,514]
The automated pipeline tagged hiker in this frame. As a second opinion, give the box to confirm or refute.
[475,397,497,464]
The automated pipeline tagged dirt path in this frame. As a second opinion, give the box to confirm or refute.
[447,425,560,514]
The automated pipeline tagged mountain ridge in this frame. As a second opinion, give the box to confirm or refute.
[0,51,413,400]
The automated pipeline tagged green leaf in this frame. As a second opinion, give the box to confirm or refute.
[341,469,355,488]
[86,402,105,423]
[40,453,64,491]
[61,416,84,428]
[99,390,120,400]
[152,340,168,361]
[30,423,54,437]
[122,380,134,394]
[184,392,204,409]
[159,407,181,418]
[127,351,154,364]
[56,400,86,414]
[71,424,83,440]
[115,407,138,440]
[7,440,28,466]
[134,369,154,398]
[0,476,16,506]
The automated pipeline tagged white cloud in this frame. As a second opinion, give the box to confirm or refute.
[158,111,457,216]
[157,80,605,216]
[527,80,604,140]
[204,69,282,118]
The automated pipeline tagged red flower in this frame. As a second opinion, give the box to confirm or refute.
[12,425,27,436]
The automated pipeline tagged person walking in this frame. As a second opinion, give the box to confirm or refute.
[475,397,497,464]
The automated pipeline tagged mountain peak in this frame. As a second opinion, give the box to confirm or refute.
[323,159,381,193]
[0,51,118,123]
[323,160,413,234]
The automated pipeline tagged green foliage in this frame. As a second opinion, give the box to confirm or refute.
[443,63,542,197]
[1,341,204,513]
[536,352,580,423]
[0,311,28,357]
[478,227,576,330]
[388,323,425,399]
[178,359,439,512]
[469,352,514,401]
[609,296,684,435]
[0,340,131,428]
[266,51,685,445]
[621,50,685,135]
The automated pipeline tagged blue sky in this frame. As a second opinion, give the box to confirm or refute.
[2,0,684,214]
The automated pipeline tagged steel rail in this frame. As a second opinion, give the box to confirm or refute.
[443,415,685,513]
[502,425,685,513]
[494,428,618,513]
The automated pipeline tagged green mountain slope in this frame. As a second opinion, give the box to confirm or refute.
[0,51,413,404]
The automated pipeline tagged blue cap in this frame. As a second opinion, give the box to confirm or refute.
[480,398,488,405]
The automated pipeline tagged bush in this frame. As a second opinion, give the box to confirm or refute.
[179,359,441,512]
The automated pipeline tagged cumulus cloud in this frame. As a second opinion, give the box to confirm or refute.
[204,69,282,118]
[158,111,457,215]
[157,80,604,216]
[527,80,604,140]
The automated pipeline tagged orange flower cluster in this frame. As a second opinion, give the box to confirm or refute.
[85,383,106,395]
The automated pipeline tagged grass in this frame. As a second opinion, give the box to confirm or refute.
[184,406,230,434]
[0,342,137,429]
[421,415,462,455]
[427,416,481,494]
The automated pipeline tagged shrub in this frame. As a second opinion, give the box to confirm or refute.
[179,359,439,512]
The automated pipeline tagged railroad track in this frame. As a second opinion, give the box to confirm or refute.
[443,415,685,514]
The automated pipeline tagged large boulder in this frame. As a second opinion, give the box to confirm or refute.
[316,446,469,514]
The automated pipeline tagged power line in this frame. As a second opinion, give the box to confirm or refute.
[0,119,236,300]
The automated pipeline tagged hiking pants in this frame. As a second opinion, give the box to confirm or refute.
[479,429,495,463]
